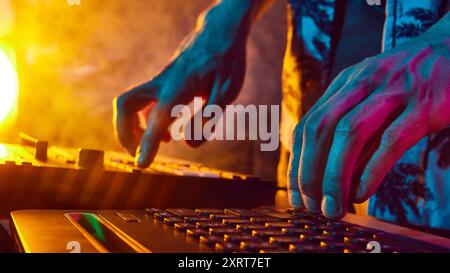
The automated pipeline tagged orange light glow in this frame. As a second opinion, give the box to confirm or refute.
[0,144,6,158]
[0,49,18,124]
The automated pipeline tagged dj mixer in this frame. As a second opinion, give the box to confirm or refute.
[0,134,277,212]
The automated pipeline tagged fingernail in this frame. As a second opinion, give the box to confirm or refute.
[289,190,302,208]
[302,195,321,214]
[321,195,342,219]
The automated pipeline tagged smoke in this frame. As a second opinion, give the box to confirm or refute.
[8,0,286,180]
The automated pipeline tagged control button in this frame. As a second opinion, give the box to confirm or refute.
[78,149,104,169]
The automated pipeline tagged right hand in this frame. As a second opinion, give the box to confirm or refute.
[113,28,247,168]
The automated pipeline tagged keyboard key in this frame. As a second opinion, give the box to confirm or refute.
[282,227,315,237]
[222,219,252,227]
[252,208,296,220]
[236,224,267,232]
[186,228,208,239]
[240,241,279,252]
[195,209,224,215]
[210,214,239,221]
[224,234,260,244]
[350,226,386,240]
[145,208,163,216]
[167,208,199,217]
[184,216,212,224]
[260,249,291,253]
[322,242,348,253]
[225,209,262,218]
[163,217,184,226]
[301,235,334,245]
[215,242,240,253]
[344,237,371,247]
[196,222,227,229]
[323,230,353,240]
[288,219,317,227]
[269,236,303,246]
[252,230,285,240]
[174,223,195,232]
[326,221,354,230]
[304,223,331,231]
[265,222,295,229]
[153,212,174,220]
[289,243,326,253]
[200,235,224,246]
[249,217,279,224]
[285,209,314,219]
[209,228,242,236]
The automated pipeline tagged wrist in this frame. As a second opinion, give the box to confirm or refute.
[198,0,261,52]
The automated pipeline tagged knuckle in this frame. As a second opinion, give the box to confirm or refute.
[335,116,364,139]
[334,119,353,138]
[303,112,323,139]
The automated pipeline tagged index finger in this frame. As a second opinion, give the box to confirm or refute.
[114,81,159,155]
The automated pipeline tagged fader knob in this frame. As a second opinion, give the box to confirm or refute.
[78,149,104,169]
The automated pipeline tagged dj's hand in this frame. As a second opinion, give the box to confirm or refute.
[113,0,271,168]
[288,14,450,220]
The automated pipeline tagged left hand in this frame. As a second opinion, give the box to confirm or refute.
[288,25,450,219]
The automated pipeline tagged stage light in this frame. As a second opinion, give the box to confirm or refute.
[0,48,18,124]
